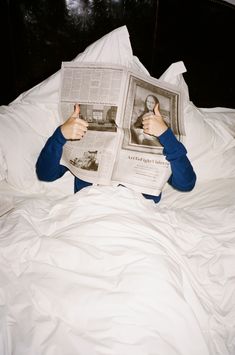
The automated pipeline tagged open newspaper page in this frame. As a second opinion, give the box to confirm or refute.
[59,62,127,186]
[111,71,184,196]
[59,62,184,196]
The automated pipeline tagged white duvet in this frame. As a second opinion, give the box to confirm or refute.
[0,182,235,355]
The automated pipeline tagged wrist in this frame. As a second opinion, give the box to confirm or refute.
[56,126,67,144]
[155,126,168,137]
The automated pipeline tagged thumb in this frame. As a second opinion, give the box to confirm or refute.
[153,103,160,116]
[73,103,80,117]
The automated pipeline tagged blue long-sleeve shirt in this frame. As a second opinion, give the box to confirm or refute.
[36,127,196,203]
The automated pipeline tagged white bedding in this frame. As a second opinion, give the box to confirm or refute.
[0,183,235,355]
[0,26,235,355]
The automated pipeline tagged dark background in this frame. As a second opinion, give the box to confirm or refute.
[0,0,235,108]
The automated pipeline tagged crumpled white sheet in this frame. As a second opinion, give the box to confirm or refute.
[0,185,235,355]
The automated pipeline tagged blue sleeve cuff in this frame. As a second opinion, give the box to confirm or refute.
[52,126,67,145]
[158,128,187,159]
[158,128,180,147]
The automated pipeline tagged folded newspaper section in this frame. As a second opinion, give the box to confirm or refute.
[59,62,184,196]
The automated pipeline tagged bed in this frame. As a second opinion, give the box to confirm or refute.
[0,10,235,355]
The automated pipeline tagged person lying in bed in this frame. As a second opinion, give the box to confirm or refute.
[36,103,196,203]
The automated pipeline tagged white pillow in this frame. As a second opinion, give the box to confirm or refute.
[0,26,136,195]
[159,62,235,181]
[201,107,235,137]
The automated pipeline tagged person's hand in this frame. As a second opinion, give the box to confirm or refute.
[142,104,168,137]
[61,104,88,140]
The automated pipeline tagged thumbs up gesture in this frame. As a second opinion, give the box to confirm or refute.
[142,103,168,137]
[61,103,88,140]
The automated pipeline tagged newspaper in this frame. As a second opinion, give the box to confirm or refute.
[59,62,184,196]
